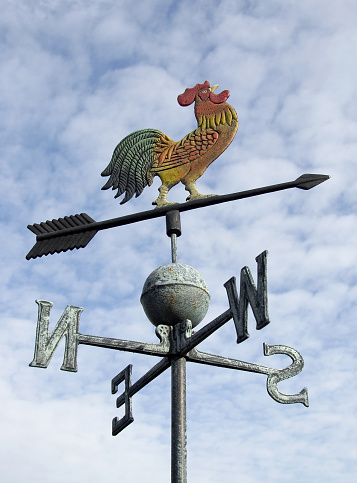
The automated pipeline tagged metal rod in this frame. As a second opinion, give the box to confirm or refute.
[116,357,171,407]
[178,309,232,356]
[32,174,330,242]
[171,233,178,263]
[171,356,187,483]
[26,175,329,259]
[77,333,169,357]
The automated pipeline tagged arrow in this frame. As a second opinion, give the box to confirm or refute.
[26,173,330,260]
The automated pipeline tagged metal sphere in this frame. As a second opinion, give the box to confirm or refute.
[140,263,210,328]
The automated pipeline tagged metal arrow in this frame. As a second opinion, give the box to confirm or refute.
[26,173,329,260]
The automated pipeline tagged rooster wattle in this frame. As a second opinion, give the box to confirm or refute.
[101,81,238,207]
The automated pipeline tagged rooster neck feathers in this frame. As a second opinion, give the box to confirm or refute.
[194,101,238,131]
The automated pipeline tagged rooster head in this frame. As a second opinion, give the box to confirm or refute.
[177,81,230,106]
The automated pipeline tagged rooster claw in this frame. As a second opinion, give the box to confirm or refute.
[152,199,178,208]
[186,193,217,202]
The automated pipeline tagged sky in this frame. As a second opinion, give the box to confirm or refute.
[1,0,357,481]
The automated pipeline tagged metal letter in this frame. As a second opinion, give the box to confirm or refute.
[29,300,83,372]
[224,251,270,343]
[264,343,309,407]
[112,365,134,436]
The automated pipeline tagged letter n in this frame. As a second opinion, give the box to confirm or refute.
[29,300,83,372]
[224,251,270,344]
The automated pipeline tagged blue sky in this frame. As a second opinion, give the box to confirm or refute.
[1,0,357,481]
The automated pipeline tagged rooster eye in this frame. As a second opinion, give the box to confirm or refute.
[201,90,207,93]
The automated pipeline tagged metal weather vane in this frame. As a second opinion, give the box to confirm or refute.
[27,81,330,483]
[101,81,238,207]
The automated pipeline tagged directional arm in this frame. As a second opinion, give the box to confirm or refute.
[77,324,171,357]
[186,344,309,407]
[112,358,171,436]
[115,357,171,408]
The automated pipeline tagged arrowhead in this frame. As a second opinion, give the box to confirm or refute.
[294,173,330,190]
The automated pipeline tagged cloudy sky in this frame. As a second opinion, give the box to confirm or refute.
[1,0,356,481]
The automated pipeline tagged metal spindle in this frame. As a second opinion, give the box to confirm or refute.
[171,233,178,263]
[165,210,186,481]
[171,356,187,483]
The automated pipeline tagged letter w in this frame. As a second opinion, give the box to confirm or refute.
[29,300,83,372]
[224,251,270,344]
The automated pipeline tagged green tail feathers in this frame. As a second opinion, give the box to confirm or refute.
[101,129,164,204]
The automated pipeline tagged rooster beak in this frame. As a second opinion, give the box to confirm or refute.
[210,84,219,92]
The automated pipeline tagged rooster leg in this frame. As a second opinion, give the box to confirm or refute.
[184,181,216,201]
[152,183,177,208]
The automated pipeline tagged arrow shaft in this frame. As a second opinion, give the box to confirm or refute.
[34,174,329,242]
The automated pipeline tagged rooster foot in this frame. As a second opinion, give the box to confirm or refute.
[153,184,180,208]
[152,199,177,208]
[184,182,216,202]
[186,193,217,202]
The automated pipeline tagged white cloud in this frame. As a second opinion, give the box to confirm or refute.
[1,0,357,482]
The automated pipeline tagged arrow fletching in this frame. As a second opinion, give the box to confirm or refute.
[26,213,97,260]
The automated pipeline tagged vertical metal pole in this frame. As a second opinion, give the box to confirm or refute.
[171,356,187,483]
[171,233,178,263]
[166,210,186,481]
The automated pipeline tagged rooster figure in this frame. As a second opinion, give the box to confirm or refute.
[101,81,238,207]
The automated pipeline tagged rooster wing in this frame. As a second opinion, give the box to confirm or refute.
[151,128,218,172]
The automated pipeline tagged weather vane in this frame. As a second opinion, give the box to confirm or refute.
[27,81,329,483]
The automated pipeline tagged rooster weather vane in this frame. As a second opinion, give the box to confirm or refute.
[27,81,329,483]
[101,81,238,207]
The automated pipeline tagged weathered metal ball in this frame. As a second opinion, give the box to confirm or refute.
[140,263,210,328]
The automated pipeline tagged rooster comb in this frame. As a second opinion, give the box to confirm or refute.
[177,81,210,106]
